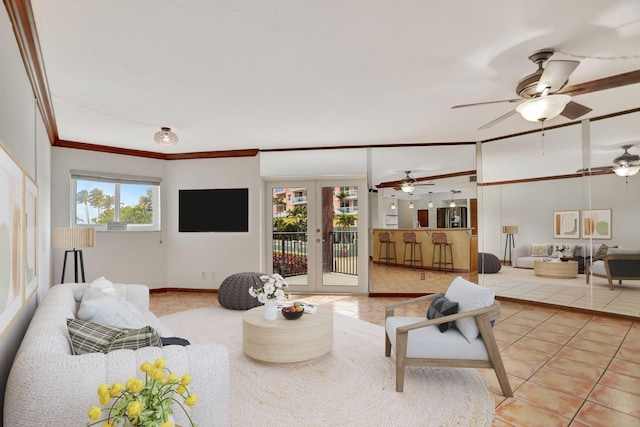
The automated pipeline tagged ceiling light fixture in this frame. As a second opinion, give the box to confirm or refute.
[154,127,178,146]
[390,194,396,210]
[449,190,456,208]
[401,183,415,193]
[400,171,416,193]
[613,145,640,178]
[427,192,433,208]
[409,193,414,209]
[515,94,571,123]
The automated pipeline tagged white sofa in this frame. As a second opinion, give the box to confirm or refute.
[4,283,229,427]
[513,243,600,269]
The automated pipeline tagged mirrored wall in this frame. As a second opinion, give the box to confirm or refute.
[368,110,640,318]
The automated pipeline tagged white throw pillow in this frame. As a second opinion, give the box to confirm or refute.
[78,288,146,329]
[444,276,495,343]
[88,276,118,294]
[530,244,549,257]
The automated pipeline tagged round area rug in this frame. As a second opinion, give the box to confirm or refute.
[162,307,494,427]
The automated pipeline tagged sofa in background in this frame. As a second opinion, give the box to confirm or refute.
[4,282,229,427]
[512,243,600,271]
[586,247,640,290]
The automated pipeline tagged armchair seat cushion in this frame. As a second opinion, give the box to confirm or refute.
[386,316,489,360]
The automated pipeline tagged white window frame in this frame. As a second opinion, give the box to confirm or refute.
[70,170,161,232]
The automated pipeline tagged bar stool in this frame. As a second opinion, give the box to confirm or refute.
[402,232,423,269]
[432,232,454,271]
[378,232,397,266]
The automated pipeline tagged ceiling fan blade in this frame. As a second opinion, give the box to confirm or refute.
[560,69,640,96]
[576,166,614,174]
[561,101,593,120]
[536,60,579,93]
[478,109,517,130]
[451,98,521,109]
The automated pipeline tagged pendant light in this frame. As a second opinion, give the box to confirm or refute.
[408,193,414,209]
[390,194,396,210]
[427,192,433,208]
[449,190,456,207]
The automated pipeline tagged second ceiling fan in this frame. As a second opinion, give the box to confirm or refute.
[452,48,640,129]
[393,171,435,192]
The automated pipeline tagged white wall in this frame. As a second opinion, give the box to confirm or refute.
[479,174,640,258]
[51,147,168,287]
[0,6,52,418]
[165,156,262,288]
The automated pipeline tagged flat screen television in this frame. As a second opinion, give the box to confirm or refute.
[179,188,249,232]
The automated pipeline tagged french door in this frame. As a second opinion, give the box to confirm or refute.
[265,178,367,294]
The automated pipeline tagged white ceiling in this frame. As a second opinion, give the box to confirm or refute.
[29,0,640,186]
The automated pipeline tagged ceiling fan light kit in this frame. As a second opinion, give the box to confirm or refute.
[515,94,571,122]
[154,127,178,146]
[613,145,640,177]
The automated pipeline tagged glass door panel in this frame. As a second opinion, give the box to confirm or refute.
[270,183,312,288]
[266,179,367,294]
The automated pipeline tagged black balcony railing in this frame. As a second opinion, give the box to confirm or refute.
[272,231,357,278]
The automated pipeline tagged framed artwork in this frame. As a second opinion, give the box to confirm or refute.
[553,210,580,239]
[0,142,24,338]
[582,209,612,240]
[24,173,38,300]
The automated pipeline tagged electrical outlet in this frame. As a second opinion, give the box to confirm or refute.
[201,271,206,279]
[419,272,425,280]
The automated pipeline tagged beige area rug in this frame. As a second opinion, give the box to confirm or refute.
[161,308,494,427]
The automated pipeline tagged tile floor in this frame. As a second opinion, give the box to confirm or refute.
[150,282,640,426]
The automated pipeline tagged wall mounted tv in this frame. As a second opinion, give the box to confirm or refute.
[179,188,249,232]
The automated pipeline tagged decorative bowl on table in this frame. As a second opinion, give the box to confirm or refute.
[281,304,304,320]
[560,256,571,262]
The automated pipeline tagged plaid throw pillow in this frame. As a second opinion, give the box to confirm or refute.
[66,318,162,355]
[426,293,459,332]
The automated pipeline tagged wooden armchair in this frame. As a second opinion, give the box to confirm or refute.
[586,253,640,290]
[385,293,512,397]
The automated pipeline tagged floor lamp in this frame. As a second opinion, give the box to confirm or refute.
[52,227,95,283]
[502,226,518,266]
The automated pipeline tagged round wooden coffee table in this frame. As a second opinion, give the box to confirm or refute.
[534,260,578,278]
[242,306,333,363]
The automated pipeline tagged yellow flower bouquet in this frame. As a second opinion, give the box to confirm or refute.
[87,358,198,427]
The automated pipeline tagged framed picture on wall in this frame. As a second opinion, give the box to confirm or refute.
[24,173,38,300]
[0,141,24,338]
[582,209,612,240]
[553,210,580,239]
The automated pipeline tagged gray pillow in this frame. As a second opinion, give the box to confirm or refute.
[426,293,459,332]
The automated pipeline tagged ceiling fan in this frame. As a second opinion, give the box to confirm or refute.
[393,171,435,192]
[452,48,640,129]
[576,144,640,177]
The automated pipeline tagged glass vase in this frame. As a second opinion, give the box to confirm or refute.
[263,299,278,320]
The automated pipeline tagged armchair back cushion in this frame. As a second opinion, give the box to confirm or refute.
[444,277,495,343]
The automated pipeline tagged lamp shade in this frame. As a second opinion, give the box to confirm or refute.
[614,165,640,177]
[154,127,178,146]
[502,226,518,234]
[401,183,415,193]
[52,227,95,249]
[515,95,571,122]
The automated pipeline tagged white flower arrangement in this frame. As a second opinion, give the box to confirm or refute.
[554,243,571,253]
[248,274,290,303]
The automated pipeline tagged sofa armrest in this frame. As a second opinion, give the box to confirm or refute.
[122,284,150,312]
[4,344,229,427]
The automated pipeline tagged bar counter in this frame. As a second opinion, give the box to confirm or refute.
[372,228,477,273]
